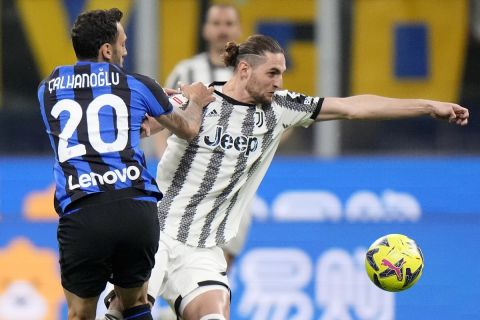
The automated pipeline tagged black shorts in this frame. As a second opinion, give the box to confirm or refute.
[57,188,160,298]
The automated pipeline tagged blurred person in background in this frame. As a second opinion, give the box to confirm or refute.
[155,3,242,158]
[164,3,242,89]
[38,8,213,320]
[104,34,469,320]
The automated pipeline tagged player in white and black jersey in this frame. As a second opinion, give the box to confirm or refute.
[162,3,248,273]
[104,35,469,320]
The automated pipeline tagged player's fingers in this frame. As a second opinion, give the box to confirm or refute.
[448,110,457,123]
[178,82,189,96]
[458,108,469,118]
[164,87,179,96]
[455,108,469,125]
[142,122,151,137]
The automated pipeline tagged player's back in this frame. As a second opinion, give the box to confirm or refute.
[38,61,171,215]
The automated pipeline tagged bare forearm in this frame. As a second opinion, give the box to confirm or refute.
[154,82,214,140]
[174,100,204,138]
[322,95,436,120]
[155,101,203,141]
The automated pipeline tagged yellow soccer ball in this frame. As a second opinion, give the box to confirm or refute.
[365,234,424,292]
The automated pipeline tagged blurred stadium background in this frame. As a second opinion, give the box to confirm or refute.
[0,0,479,319]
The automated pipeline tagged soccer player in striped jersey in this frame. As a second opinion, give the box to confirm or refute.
[162,3,247,276]
[38,8,214,320]
[105,35,469,320]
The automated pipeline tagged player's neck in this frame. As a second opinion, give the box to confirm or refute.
[223,78,255,105]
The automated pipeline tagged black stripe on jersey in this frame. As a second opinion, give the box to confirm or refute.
[216,191,239,245]
[130,73,172,114]
[206,55,216,84]
[208,106,257,247]
[109,64,146,190]
[157,134,203,231]
[43,68,87,211]
[187,67,194,85]
[247,104,277,179]
[310,97,324,120]
[274,93,322,116]
[214,104,277,243]
[176,101,235,244]
[74,63,113,192]
[169,74,181,89]
[215,105,276,237]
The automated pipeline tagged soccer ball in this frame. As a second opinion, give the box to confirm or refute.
[365,234,424,292]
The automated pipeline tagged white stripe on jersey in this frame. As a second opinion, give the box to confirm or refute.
[157,83,322,248]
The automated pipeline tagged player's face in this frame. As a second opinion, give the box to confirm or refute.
[203,7,241,52]
[246,52,286,105]
[111,22,128,67]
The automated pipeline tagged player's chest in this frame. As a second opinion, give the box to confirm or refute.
[199,106,273,157]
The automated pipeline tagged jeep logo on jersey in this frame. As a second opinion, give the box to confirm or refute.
[204,126,258,156]
[67,165,141,190]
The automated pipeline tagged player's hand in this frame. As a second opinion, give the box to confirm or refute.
[431,102,469,126]
[141,115,152,137]
[141,115,165,137]
[164,87,180,96]
[179,82,215,108]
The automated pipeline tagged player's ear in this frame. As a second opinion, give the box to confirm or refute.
[98,43,113,62]
[238,60,250,79]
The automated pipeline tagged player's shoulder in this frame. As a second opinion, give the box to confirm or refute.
[128,72,158,84]
[41,65,67,82]
[108,63,127,75]
[126,72,170,107]
[37,65,66,92]
[273,89,317,106]
[127,72,164,93]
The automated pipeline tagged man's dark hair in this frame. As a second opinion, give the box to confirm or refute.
[71,8,123,60]
[223,34,284,69]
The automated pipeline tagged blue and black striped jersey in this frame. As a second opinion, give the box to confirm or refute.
[38,61,172,216]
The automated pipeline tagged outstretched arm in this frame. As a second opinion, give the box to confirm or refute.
[154,82,215,141]
[317,95,469,126]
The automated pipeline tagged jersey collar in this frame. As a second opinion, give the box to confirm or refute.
[209,81,256,107]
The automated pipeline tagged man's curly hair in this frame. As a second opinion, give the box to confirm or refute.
[71,8,123,60]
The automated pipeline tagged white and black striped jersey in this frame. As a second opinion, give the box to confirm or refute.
[157,82,324,248]
[164,52,233,88]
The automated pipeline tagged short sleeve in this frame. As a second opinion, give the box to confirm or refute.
[272,90,324,128]
[129,73,173,117]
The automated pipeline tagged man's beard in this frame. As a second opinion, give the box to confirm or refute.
[110,48,123,67]
[246,78,272,106]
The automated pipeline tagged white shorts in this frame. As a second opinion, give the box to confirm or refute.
[148,231,230,314]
